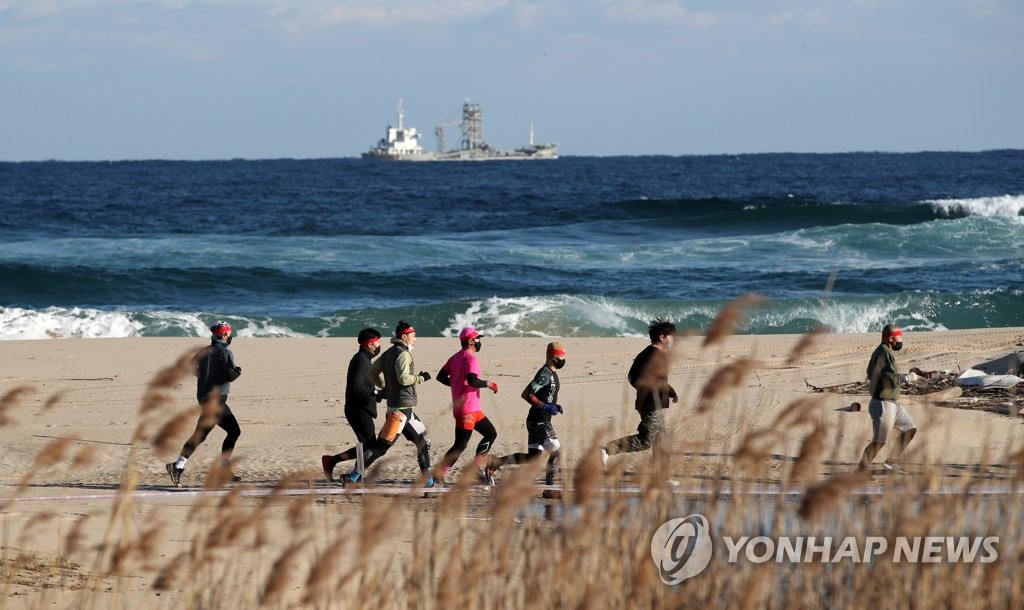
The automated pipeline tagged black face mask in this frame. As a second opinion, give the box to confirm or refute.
[892,341,903,351]
[371,345,381,357]
[473,340,482,352]
[553,358,566,369]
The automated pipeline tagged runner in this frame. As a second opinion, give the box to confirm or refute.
[321,328,384,483]
[487,341,566,499]
[434,327,499,485]
[341,321,435,487]
[858,324,917,473]
[165,321,243,487]
[601,319,678,466]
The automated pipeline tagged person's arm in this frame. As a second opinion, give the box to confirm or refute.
[627,349,650,390]
[881,349,900,393]
[350,353,375,399]
[521,369,549,406]
[437,367,451,386]
[221,349,241,382]
[395,350,424,385]
[465,373,490,389]
[367,355,385,388]
[466,357,497,392]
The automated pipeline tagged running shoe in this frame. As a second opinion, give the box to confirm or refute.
[345,471,362,486]
[541,489,562,500]
[478,466,495,486]
[165,463,183,488]
[321,455,335,483]
[882,462,906,475]
[600,448,609,468]
[424,477,436,488]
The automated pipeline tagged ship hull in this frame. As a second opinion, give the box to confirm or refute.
[363,146,558,162]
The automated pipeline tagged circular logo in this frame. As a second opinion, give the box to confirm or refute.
[650,514,713,584]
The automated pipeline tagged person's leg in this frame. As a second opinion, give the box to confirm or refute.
[179,418,215,461]
[858,399,895,471]
[439,427,473,474]
[401,411,432,474]
[217,405,241,460]
[493,447,543,468]
[605,411,657,456]
[166,399,223,485]
[889,429,916,463]
[473,417,497,459]
[545,452,560,486]
[342,410,407,483]
[858,442,885,471]
[886,404,918,466]
[328,410,376,465]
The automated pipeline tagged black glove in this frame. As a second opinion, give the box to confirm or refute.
[373,388,385,403]
[234,366,242,375]
[419,371,431,382]
[542,402,563,416]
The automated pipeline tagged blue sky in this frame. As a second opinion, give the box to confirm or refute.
[1,0,1021,160]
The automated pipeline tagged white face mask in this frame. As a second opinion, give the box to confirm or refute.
[664,335,674,349]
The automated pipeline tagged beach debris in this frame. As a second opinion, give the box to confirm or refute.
[956,368,1024,389]
[806,368,1023,418]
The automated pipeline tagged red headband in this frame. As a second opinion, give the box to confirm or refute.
[398,326,416,336]
[547,348,566,356]
[360,337,380,346]
[884,329,903,339]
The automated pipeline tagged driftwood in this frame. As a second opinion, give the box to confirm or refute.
[806,370,1024,418]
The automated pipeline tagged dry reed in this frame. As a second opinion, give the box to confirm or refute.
[696,357,758,413]
[259,538,308,606]
[798,472,872,520]
[0,385,35,426]
[786,324,830,364]
[703,294,769,346]
[789,422,829,483]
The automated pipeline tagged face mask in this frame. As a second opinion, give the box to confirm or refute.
[371,345,381,357]
[892,341,903,351]
[473,340,482,352]
[664,335,674,349]
[553,358,566,369]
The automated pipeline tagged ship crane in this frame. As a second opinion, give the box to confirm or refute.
[434,118,459,154]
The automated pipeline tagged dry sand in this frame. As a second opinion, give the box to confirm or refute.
[2,328,1023,605]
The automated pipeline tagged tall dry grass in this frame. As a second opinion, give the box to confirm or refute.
[0,322,1022,608]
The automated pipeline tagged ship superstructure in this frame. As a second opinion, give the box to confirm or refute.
[360,100,435,161]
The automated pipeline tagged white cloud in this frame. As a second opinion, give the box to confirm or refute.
[270,0,510,31]
[601,0,718,28]
[17,0,60,18]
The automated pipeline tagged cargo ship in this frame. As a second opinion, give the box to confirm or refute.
[362,100,558,161]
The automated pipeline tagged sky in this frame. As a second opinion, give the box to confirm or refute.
[1,0,1022,160]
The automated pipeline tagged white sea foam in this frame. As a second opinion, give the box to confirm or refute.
[440,293,966,338]
[927,195,1024,220]
[0,307,314,340]
[0,306,144,340]
[444,295,651,338]
[747,296,949,334]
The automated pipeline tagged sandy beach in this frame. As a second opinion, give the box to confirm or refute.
[2,328,1023,606]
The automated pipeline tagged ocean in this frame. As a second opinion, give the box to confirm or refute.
[1,151,1022,340]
